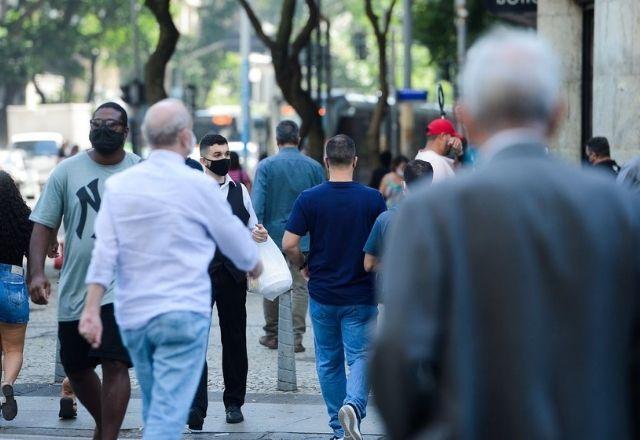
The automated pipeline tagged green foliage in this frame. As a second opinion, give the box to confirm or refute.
[413,0,495,80]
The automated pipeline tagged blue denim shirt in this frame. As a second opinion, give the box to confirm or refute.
[252,147,325,252]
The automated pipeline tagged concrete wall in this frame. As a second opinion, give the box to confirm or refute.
[592,0,640,164]
[537,0,584,163]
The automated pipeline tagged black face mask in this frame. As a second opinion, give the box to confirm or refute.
[89,126,125,155]
[206,158,231,176]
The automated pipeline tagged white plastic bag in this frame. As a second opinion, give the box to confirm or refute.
[248,236,293,301]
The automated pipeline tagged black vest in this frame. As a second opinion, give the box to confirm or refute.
[210,180,251,282]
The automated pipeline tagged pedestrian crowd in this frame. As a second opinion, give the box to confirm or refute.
[0,26,640,440]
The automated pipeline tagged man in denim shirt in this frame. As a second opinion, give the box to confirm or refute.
[252,120,324,352]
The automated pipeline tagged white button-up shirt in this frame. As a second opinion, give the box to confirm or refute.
[86,149,259,330]
[218,175,258,230]
[415,149,456,183]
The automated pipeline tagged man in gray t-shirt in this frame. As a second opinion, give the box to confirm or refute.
[28,102,139,439]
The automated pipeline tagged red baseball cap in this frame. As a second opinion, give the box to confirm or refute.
[426,118,463,139]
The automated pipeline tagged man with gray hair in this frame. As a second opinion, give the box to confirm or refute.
[252,120,324,352]
[373,28,640,439]
[79,99,262,439]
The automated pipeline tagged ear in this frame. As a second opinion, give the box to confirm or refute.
[353,156,359,168]
[199,157,207,166]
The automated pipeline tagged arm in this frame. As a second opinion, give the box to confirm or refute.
[379,175,389,196]
[242,183,268,243]
[203,184,261,276]
[251,162,267,224]
[282,231,304,269]
[364,253,379,272]
[28,223,53,305]
[78,283,105,348]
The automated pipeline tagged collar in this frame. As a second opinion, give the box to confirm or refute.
[148,149,185,164]
[278,146,300,154]
[479,128,549,165]
[218,174,237,190]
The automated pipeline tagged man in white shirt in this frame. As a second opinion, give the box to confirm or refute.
[79,99,262,440]
[415,118,463,183]
[187,133,268,429]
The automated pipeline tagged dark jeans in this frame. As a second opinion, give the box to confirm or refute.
[191,269,248,417]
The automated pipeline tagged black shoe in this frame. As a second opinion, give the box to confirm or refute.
[1,384,17,421]
[225,406,244,424]
[59,396,77,419]
[187,408,204,431]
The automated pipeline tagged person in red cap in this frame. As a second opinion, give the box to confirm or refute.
[415,118,463,182]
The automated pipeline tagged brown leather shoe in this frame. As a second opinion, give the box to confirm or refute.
[259,336,278,350]
[295,344,306,353]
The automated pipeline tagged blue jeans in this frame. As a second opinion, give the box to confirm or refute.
[310,298,378,437]
[0,264,29,324]
[120,311,210,440]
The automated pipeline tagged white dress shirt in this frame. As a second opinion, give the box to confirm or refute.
[218,175,258,230]
[86,150,259,330]
[415,149,456,183]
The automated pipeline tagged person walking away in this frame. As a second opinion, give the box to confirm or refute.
[585,136,620,176]
[368,151,392,190]
[0,172,52,420]
[364,160,433,273]
[187,133,268,430]
[373,28,640,440]
[415,118,463,183]
[28,102,140,440]
[229,151,252,193]
[79,99,262,440]
[283,135,386,440]
[253,120,324,352]
[378,155,409,208]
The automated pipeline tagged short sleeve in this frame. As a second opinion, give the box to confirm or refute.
[363,216,383,256]
[29,165,65,229]
[285,195,308,236]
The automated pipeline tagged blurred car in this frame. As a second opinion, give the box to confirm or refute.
[0,148,40,199]
[10,132,63,191]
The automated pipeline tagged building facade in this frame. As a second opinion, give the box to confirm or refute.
[537,0,640,164]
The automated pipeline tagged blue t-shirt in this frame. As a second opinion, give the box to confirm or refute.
[363,206,398,257]
[286,181,386,305]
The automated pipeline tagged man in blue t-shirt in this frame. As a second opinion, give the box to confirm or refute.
[283,135,386,440]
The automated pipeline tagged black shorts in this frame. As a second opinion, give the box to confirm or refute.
[58,303,132,374]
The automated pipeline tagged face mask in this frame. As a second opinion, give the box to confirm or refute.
[89,126,125,155]
[206,158,230,176]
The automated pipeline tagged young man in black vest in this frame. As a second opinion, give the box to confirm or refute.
[188,133,268,430]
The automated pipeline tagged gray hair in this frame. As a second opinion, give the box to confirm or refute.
[460,27,562,130]
[276,120,300,146]
[142,98,192,147]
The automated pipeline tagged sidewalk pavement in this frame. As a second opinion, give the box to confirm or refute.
[0,386,385,439]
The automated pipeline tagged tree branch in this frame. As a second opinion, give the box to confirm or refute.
[383,0,399,35]
[5,0,46,31]
[364,0,381,38]
[237,0,274,49]
[275,0,295,48]
[291,0,319,58]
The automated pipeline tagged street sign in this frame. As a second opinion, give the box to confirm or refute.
[485,0,537,14]
[397,89,428,102]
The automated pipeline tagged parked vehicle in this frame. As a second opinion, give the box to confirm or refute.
[10,132,63,191]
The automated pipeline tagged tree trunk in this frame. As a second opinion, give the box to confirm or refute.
[85,53,98,103]
[32,75,47,104]
[366,33,389,157]
[143,0,180,105]
[0,82,24,144]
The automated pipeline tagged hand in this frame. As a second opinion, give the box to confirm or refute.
[248,260,263,279]
[29,273,51,305]
[300,266,309,282]
[252,224,268,243]
[47,239,60,259]
[79,307,103,349]
[448,137,463,156]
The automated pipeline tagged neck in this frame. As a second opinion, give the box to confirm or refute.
[593,156,611,165]
[329,167,354,182]
[424,141,443,156]
[211,171,225,183]
[89,148,126,165]
[278,144,297,150]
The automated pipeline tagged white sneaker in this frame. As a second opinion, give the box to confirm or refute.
[338,404,362,440]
